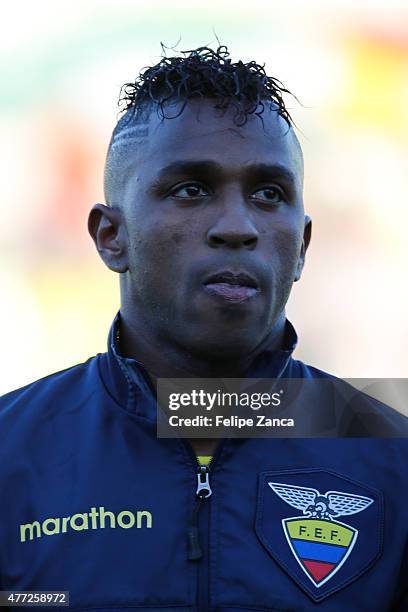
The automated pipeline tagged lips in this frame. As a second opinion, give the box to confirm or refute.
[203,270,260,302]
[204,270,259,288]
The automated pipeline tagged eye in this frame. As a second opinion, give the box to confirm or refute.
[170,182,209,199]
[250,186,285,205]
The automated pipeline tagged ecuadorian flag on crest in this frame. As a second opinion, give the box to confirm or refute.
[283,517,357,586]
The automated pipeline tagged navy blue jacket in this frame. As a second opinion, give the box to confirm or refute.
[1,314,407,611]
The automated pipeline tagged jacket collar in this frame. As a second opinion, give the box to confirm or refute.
[99,311,298,420]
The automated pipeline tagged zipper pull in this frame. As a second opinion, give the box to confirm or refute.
[196,465,212,499]
[188,466,212,561]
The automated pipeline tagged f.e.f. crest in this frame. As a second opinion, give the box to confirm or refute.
[268,482,374,588]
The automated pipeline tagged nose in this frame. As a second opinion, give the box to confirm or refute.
[206,199,259,250]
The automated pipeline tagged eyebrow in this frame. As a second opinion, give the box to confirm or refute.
[155,160,297,184]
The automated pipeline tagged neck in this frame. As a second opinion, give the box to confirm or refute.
[118,309,287,383]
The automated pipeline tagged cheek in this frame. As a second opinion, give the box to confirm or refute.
[276,231,302,265]
[128,215,193,276]
[169,229,184,246]
[266,221,303,269]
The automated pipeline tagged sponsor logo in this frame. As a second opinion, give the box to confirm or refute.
[20,506,152,542]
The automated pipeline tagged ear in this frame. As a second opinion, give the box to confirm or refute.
[88,203,129,273]
[294,215,312,282]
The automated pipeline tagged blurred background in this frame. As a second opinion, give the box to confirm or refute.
[1,0,407,394]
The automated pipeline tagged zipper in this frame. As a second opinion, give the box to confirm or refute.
[184,440,226,612]
[185,439,225,559]
[187,465,212,560]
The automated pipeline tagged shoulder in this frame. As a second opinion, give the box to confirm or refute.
[0,354,104,425]
[290,358,408,438]
[0,355,112,482]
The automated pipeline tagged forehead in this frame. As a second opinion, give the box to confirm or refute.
[112,100,303,184]
[138,100,302,176]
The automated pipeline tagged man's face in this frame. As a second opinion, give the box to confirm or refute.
[114,99,310,359]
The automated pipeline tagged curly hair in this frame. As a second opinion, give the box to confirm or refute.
[117,44,295,128]
[104,44,300,207]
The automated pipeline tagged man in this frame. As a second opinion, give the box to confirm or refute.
[0,46,407,611]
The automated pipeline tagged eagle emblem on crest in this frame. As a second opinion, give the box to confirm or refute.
[269,482,373,521]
